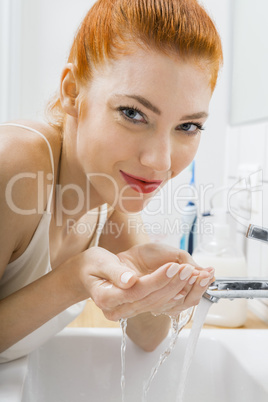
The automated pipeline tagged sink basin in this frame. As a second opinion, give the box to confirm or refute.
[1,328,268,402]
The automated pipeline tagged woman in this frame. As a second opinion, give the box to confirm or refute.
[0,0,222,362]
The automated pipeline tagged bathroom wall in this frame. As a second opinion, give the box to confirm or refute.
[0,0,22,122]
[225,0,268,321]
[0,0,94,122]
[19,0,96,120]
[226,119,268,321]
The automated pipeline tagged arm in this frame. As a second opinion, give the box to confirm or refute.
[0,130,73,351]
[0,263,81,352]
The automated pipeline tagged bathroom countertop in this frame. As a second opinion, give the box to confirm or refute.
[68,299,268,329]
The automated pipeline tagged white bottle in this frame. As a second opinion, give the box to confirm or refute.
[193,211,247,327]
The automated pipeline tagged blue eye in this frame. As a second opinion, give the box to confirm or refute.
[178,122,204,134]
[118,106,146,123]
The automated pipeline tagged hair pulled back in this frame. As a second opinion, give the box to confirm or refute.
[48,0,223,130]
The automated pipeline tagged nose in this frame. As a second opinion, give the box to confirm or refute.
[139,132,171,172]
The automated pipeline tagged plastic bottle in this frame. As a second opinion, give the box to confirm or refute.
[192,209,248,327]
[179,161,197,255]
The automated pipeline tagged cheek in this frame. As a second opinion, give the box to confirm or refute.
[171,136,200,178]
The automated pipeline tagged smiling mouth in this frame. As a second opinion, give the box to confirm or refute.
[120,170,163,194]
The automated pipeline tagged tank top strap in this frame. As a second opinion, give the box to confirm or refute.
[0,123,55,213]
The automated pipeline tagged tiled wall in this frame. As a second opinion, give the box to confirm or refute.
[225,121,268,322]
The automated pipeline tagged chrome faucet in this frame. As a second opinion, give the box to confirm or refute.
[246,223,268,243]
[203,278,268,303]
[203,224,268,303]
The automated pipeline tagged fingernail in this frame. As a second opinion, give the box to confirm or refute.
[209,271,215,279]
[166,263,180,278]
[207,266,214,272]
[174,294,184,300]
[179,265,193,280]
[189,275,198,285]
[121,272,134,284]
[200,277,210,287]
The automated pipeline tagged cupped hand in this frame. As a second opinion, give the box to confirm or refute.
[116,243,215,318]
[77,243,215,321]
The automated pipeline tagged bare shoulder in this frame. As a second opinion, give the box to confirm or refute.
[0,120,61,276]
[0,120,61,171]
[0,120,60,214]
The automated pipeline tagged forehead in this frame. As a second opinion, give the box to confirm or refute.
[87,47,212,113]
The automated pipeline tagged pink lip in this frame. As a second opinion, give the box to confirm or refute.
[120,170,163,194]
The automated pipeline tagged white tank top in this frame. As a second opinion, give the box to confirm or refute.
[0,123,108,363]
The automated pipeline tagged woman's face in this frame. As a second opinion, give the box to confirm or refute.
[76,47,212,213]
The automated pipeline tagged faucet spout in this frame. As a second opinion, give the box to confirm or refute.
[203,223,268,303]
[246,224,268,243]
[203,277,268,303]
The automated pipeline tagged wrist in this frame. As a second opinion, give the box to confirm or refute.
[56,254,91,304]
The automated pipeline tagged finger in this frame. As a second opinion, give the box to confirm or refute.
[141,268,197,313]
[173,272,200,299]
[94,261,191,314]
[129,262,197,303]
[178,249,201,266]
[115,263,197,315]
[182,269,215,308]
[132,264,210,316]
[160,278,210,317]
[171,267,214,302]
[194,266,215,276]
[87,247,138,289]
[93,262,179,309]
[141,270,215,318]
[93,262,201,318]
[178,250,216,278]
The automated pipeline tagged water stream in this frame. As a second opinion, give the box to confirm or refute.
[142,309,193,402]
[176,298,212,402]
[119,298,211,402]
[119,318,128,402]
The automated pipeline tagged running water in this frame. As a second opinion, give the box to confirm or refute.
[119,299,211,402]
[176,298,212,402]
[120,318,128,402]
[142,309,193,402]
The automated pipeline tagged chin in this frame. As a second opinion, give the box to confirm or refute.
[115,198,150,214]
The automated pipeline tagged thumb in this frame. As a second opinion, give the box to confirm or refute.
[114,262,138,289]
[86,247,138,290]
[98,256,138,289]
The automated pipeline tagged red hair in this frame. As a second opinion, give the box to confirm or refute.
[48,0,223,129]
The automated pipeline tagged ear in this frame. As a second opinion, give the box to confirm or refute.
[60,63,79,118]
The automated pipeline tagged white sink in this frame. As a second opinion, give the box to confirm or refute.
[1,328,268,402]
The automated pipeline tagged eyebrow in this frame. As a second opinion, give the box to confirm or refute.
[113,94,208,120]
[180,112,209,120]
[114,94,161,115]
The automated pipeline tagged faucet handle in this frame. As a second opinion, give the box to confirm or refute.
[246,224,268,243]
